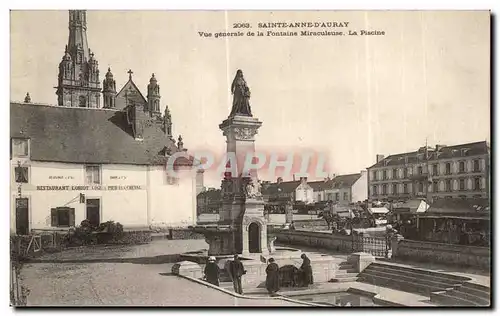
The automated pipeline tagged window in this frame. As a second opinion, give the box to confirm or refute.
[382,184,387,195]
[343,192,348,200]
[372,185,378,196]
[473,160,480,172]
[403,183,408,194]
[335,193,339,201]
[432,164,438,175]
[403,168,408,178]
[12,138,29,157]
[417,166,423,175]
[382,170,387,180]
[392,183,398,194]
[327,193,333,201]
[51,207,75,227]
[459,178,465,191]
[85,165,101,184]
[371,171,376,181]
[79,95,87,108]
[15,166,29,183]
[474,177,481,190]
[445,163,451,175]
[418,182,424,193]
[445,179,452,192]
[433,181,439,193]
[393,168,398,179]
[459,161,465,173]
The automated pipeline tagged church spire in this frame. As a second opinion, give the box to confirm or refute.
[56,10,101,108]
[67,10,89,63]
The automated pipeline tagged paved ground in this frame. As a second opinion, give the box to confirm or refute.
[20,239,304,306]
[20,262,302,306]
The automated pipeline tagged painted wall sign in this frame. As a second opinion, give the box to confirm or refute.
[109,176,127,180]
[36,185,144,191]
[48,176,75,180]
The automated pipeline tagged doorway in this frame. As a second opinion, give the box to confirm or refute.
[86,198,100,228]
[248,222,260,253]
[15,198,29,235]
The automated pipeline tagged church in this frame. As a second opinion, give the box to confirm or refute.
[10,10,203,235]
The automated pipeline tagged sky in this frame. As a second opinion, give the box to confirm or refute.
[10,10,491,188]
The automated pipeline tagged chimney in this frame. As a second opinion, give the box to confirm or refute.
[277,177,283,184]
[435,144,446,151]
[376,154,385,163]
[292,174,296,181]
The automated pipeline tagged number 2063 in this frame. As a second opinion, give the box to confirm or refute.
[233,23,250,28]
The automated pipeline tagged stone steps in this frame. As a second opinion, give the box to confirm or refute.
[369,263,468,283]
[358,273,448,297]
[358,263,490,307]
[361,268,461,293]
[430,291,480,306]
[330,274,358,283]
[431,282,490,306]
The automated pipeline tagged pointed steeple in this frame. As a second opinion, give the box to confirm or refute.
[67,10,89,62]
[56,10,101,108]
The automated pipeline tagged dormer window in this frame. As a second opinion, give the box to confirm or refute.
[11,138,29,158]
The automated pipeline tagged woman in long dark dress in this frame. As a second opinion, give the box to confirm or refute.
[265,258,280,295]
[300,254,313,287]
[204,256,220,286]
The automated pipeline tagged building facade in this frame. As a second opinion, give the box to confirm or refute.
[323,172,368,205]
[367,141,490,202]
[10,10,202,235]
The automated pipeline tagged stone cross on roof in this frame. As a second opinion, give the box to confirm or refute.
[128,69,133,80]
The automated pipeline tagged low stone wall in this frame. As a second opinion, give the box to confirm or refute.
[292,219,329,230]
[275,230,354,253]
[392,238,490,270]
[169,228,205,240]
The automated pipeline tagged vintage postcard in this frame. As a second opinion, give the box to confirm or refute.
[9,10,490,307]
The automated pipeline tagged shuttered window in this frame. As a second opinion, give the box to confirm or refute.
[51,207,75,227]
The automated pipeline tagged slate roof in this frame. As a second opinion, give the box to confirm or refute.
[261,173,361,195]
[328,173,362,189]
[10,102,194,166]
[368,141,489,169]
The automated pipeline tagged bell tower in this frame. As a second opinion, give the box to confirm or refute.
[102,67,117,108]
[55,10,101,108]
[147,73,161,116]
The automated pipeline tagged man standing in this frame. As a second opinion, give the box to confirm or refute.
[203,256,220,286]
[229,254,246,294]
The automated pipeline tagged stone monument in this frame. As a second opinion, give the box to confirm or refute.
[195,69,268,256]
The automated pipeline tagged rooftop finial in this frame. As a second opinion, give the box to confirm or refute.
[128,69,133,80]
[24,92,31,103]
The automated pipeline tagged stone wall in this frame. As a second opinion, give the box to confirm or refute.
[392,238,490,270]
[275,230,354,253]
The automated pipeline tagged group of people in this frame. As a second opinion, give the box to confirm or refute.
[203,253,314,296]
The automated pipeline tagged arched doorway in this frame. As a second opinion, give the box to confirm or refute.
[248,222,260,253]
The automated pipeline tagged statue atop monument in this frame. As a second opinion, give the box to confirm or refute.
[230,69,252,117]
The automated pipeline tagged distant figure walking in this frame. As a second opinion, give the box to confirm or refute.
[203,256,220,286]
[299,253,314,287]
[289,221,296,231]
[229,254,246,294]
[265,258,280,295]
